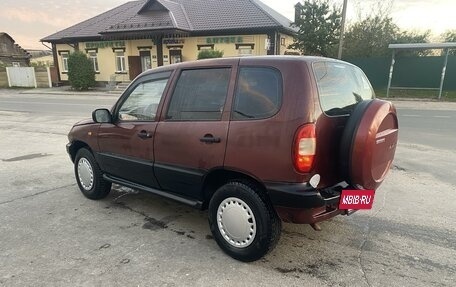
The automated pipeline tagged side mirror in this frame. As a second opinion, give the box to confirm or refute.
[92,109,112,123]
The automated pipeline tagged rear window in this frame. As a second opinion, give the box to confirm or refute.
[313,61,374,116]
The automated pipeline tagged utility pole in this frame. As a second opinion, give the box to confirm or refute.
[337,0,348,59]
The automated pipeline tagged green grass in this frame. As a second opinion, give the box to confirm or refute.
[375,88,456,101]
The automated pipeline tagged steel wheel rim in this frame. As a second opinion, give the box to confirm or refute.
[217,197,256,248]
[77,158,94,190]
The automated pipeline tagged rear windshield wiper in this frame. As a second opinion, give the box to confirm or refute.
[325,104,357,116]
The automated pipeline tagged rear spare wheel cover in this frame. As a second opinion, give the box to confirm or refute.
[341,99,398,190]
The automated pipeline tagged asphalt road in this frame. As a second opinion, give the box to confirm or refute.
[396,102,456,151]
[0,91,454,151]
[0,90,455,286]
[0,89,116,116]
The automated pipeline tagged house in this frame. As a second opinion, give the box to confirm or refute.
[0,32,31,67]
[29,49,54,67]
[41,0,298,84]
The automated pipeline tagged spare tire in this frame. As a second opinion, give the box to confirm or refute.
[340,99,399,190]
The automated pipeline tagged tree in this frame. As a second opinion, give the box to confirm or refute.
[442,30,456,55]
[341,0,432,58]
[197,49,224,60]
[343,16,432,58]
[289,0,341,57]
[343,16,399,58]
[67,51,96,90]
[393,30,431,56]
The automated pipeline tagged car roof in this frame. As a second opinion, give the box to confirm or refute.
[141,56,350,75]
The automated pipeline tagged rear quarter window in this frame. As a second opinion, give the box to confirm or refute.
[232,67,282,120]
[313,61,374,116]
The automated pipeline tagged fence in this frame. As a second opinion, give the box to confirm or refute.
[0,67,52,88]
[0,68,7,87]
[346,55,456,90]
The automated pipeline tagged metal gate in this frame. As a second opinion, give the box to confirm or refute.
[6,67,36,87]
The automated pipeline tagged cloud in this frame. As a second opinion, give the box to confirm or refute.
[0,7,86,28]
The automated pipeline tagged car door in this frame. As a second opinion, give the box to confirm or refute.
[153,63,238,200]
[96,71,173,188]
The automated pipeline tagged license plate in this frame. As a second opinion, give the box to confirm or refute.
[339,190,375,210]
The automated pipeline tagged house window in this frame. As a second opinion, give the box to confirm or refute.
[12,62,20,67]
[197,44,214,50]
[88,50,99,72]
[61,53,69,72]
[115,50,126,72]
[239,48,252,56]
[236,44,254,56]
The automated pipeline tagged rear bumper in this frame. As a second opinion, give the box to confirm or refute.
[265,182,351,224]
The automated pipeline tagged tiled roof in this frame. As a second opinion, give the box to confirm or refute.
[42,0,294,42]
[0,32,31,58]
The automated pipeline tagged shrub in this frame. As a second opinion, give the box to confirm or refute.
[197,49,224,60]
[67,51,96,90]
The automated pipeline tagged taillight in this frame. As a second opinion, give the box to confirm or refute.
[294,124,316,173]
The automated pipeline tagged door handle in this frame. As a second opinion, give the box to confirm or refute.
[200,134,221,144]
[138,130,153,139]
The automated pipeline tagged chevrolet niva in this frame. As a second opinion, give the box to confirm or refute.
[67,56,398,261]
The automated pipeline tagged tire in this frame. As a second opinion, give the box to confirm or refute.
[74,148,111,200]
[339,99,398,190]
[208,181,281,262]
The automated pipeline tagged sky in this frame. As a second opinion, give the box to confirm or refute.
[0,0,455,50]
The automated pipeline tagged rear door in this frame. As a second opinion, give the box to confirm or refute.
[153,63,238,199]
[96,71,173,188]
[311,61,376,186]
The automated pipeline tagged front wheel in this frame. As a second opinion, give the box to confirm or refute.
[74,148,111,200]
[208,181,281,262]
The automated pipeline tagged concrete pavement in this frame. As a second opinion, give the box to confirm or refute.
[0,89,455,286]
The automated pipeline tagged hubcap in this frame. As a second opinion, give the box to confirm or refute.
[77,158,94,190]
[217,197,256,248]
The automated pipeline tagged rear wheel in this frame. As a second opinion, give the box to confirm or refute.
[208,181,281,262]
[74,148,111,199]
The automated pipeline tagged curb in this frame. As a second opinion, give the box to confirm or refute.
[19,89,117,97]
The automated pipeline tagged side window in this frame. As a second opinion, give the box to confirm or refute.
[115,50,126,72]
[232,67,282,120]
[88,50,99,72]
[166,68,231,121]
[61,53,69,72]
[313,61,374,116]
[118,72,171,121]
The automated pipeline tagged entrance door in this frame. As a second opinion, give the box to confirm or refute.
[96,71,172,189]
[169,50,182,64]
[154,65,237,199]
[128,56,142,81]
[140,50,151,72]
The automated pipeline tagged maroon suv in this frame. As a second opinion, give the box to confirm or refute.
[67,56,398,261]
